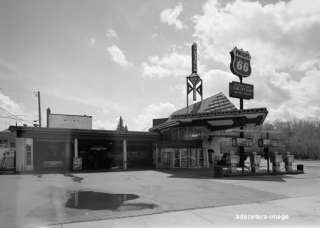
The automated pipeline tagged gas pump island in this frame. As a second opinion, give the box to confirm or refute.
[227,47,297,176]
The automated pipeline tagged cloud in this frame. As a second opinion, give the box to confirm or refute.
[0,93,23,115]
[107,45,131,66]
[193,0,320,70]
[105,28,118,38]
[268,66,320,121]
[201,69,235,97]
[89,38,96,46]
[93,118,118,130]
[53,93,128,115]
[132,102,176,131]
[160,3,186,30]
[0,92,30,129]
[142,50,206,78]
[0,59,19,75]
[53,92,131,130]
[192,0,320,121]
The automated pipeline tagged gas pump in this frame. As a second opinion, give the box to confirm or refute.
[224,150,239,174]
[250,152,261,173]
[271,152,282,173]
[230,154,240,174]
[284,152,294,172]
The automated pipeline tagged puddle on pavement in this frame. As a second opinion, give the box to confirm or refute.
[66,191,157,211]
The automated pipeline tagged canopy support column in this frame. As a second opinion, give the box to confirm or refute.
[123,139,127,170]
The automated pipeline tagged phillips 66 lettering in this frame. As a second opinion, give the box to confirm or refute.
[230,47,252,78]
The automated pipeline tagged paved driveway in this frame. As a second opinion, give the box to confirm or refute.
[0,160,319,228]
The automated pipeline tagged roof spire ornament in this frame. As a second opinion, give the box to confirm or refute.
[186,42,203,111]
[116,116,125,131]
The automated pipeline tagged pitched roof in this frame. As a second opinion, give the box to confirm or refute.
[171,92,237,117]
[150,92,268,131]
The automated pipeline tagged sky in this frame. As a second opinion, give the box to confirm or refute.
[0,0,319,131]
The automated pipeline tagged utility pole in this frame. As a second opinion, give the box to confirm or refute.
[37,91,41,127]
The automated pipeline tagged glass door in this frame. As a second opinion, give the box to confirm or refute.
[174,149,180,168]
[190,148,197,168]
[180,149,188,168]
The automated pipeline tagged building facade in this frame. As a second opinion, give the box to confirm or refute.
[47,108,92,129]
[151,92,268,169]
[0,131,15,170]
[8,92,268,173]
[9,126,158,172]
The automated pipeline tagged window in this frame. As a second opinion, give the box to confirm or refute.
[26,144,32,166]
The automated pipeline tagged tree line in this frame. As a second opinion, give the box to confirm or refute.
[263,119,320,160]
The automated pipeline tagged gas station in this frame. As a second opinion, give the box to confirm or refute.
[6,43,301,176]
[151,43,300,176]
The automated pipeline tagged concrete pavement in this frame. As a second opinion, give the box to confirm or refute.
[52,161,320,228]
[53,194,320,228]
[1,160,320,227]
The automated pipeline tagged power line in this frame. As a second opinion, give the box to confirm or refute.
[0,106,23,119]
[0,116,31,121]
[0,107,34,124]
[0,117,33,125]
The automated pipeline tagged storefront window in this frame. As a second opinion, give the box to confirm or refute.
[190,149,197,167]
[160,148,204,168]
[162,127,205,141]
[161,151,171,167]
[198,149,204,167]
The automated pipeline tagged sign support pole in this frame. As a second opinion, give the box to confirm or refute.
[37,91,41,127]
[229,46,253,175]
[239,77,244,174]
[186,78,189,113]
[266,132,270,173]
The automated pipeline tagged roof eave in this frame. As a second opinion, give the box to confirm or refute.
[150,107,268,131]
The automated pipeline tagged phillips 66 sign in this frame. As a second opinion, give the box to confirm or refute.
[230,47,251,78]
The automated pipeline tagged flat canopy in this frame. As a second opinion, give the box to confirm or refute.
[9,126,159,141]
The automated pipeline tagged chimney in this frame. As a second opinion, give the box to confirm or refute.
[47,108,51,128]
[191,42,197,74]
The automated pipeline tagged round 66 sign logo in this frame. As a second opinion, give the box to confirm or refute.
[230,47,251,78]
